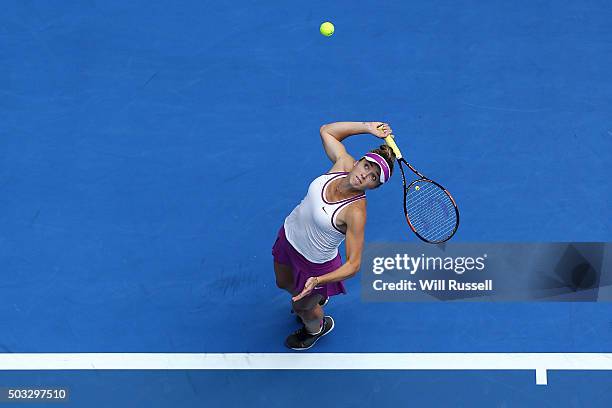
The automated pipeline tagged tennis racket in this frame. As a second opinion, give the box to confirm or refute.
[380,126,459,243]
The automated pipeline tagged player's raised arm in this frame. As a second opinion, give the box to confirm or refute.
[320,121,392,163]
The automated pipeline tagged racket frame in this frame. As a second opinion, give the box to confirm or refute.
[398,158,459,243]
[381,129,459,243]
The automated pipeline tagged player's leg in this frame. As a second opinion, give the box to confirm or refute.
[285,294,335,350]
[274,261,294,294]
[293,294,324,332]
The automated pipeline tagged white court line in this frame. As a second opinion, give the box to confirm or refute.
[535,368,548,385]
[1,353,612,385]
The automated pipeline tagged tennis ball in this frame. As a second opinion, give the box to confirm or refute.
[320,22,334,37]
[415,186,420,191]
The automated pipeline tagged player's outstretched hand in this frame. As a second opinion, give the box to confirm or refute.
[291,277,319,302]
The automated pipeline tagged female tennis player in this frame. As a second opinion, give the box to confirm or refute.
[272,121,396,350]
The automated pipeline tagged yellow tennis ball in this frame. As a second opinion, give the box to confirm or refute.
[415,186,420,191]
[320,22,334,37]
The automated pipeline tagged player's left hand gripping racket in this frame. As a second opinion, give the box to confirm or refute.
[380,127,460,243]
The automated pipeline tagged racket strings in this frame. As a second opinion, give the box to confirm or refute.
[408,207,456,240]
[405,181,457,242]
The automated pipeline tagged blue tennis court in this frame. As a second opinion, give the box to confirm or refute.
[1,0,611,405]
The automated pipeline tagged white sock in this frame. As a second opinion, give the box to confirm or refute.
[304,318,323,335]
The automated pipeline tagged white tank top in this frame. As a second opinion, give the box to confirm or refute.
[284,172,366,263]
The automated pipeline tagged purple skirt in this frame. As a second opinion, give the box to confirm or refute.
[272,225,347,297]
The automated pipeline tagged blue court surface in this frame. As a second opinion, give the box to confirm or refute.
[1,0,612,406]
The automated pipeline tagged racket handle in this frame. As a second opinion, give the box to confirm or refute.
[384,135,403,160]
